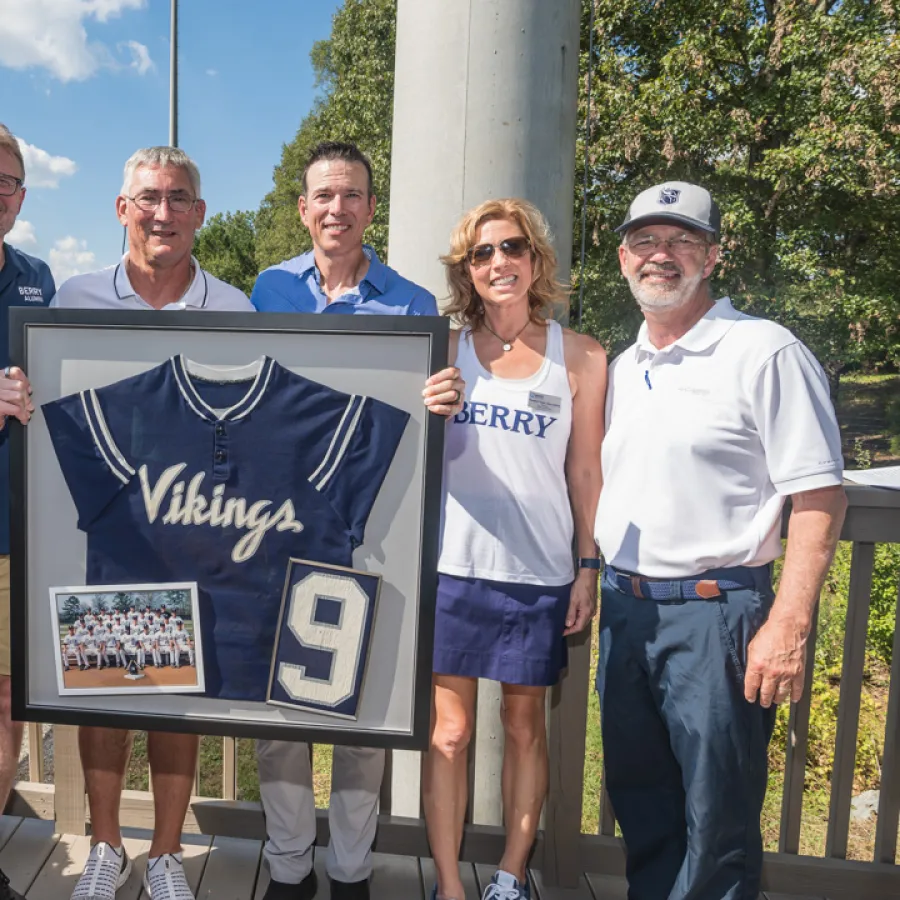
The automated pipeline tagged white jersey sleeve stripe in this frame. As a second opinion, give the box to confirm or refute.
[80,391,134,484]
[87,390,135,476]
[308,394,359,485]
[315,396,367,491]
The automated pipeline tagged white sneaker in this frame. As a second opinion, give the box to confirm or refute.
[481,871,530,900]
[143,853,194,900]
[70,842,132,900]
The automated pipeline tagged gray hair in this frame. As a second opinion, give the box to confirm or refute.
[0,123,25,178]
[120,146,202,197]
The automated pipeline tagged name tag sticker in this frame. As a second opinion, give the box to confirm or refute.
[528,391,562,414]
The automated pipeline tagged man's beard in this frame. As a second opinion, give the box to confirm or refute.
[627,265,705,312]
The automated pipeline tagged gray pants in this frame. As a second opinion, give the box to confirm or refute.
[257,740,385,884]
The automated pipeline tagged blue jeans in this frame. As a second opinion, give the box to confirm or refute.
[596,565,778,900]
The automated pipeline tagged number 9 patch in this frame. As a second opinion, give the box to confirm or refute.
[267,559,381,719]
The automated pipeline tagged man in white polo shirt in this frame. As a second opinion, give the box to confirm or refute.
[594,182,847,900]
[53,146,252,900]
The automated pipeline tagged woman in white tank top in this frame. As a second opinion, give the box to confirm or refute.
[423,199,608,900]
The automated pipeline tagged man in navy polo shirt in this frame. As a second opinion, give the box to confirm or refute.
[0,122,53,900]
[252,141,463,900]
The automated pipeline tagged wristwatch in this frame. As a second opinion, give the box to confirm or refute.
[578,557,602,570]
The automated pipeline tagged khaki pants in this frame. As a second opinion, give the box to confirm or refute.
[0,556,9,677]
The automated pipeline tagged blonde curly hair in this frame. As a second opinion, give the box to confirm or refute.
[440,198,568,328]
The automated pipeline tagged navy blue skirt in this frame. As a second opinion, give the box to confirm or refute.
[433,573,572,686]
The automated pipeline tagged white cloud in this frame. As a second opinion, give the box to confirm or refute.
[7,220,37,247]
[16,139,77,189]
[206,68,218,77]
[50,236,96,284]
[0,0,147,82]
[122,40,154,75]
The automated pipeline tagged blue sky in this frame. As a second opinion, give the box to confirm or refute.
[0,0,342,284]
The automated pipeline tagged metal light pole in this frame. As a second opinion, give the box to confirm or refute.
[169,0,178,147]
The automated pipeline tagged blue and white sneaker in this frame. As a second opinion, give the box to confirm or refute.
[481,870,530,900]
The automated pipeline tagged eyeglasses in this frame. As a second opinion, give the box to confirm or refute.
[625,234,711,256]
[466,236,531,266]
[0,173,24,197]
[126,193,199,213]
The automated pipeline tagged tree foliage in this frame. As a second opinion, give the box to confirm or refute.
[197,0,898,381]
[574,0,900,379]
[61,595,82,624]
[193,210,258,296]
[253,0,397,271]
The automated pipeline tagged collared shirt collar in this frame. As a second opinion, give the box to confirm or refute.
[114,253,207,308]
[634,296,743,360]
[303,244,386,299]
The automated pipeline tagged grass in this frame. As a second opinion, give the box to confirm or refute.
[836,373,900,466]
[125,735,334,807]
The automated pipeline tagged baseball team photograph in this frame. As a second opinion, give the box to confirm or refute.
[51,585,203,695]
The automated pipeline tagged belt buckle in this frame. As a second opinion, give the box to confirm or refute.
[695,580,721,600]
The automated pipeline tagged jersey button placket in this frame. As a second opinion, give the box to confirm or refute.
[213,421,229,481]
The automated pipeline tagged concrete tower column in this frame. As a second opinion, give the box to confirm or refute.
[386,0,582,824]
[387,0,582,307]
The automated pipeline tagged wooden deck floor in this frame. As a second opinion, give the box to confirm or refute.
[0,815,827,899]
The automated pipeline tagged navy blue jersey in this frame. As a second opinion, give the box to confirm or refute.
[42,356,409,700]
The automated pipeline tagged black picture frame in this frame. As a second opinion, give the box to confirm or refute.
[9,307,447,750]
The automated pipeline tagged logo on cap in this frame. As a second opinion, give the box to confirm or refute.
[658,188,681,206]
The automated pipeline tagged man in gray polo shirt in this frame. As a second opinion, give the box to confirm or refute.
[595,182,847,900]
[55,146,251,900]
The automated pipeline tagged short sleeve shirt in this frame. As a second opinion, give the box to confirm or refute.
[250,246,438,316]
[594,297,844,578]
[42,355,409,700]
[52,255,253,312]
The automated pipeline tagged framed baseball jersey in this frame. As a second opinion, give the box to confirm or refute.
[10,308,447,749]
[42,354,408,703]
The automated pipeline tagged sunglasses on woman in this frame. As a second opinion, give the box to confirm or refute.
[466,236,531,266]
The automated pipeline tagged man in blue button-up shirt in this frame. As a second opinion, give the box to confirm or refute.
[252,142,462,900]
[0,123,52,900]
[252,242,436,316]
[251,149,436,317]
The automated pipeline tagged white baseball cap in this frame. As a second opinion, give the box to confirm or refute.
[617,182,721,238]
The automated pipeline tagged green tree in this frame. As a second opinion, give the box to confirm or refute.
[112,592,133,614]
[254,0,397,271]
[164,589,190,618]
[61,595,83,625]
[574,0,900,383]
[193,210,258,296]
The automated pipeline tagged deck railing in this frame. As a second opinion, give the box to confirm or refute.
[9,485,900,899]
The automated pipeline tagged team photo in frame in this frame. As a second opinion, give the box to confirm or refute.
[51,582,204,696]
[10,308,446,749]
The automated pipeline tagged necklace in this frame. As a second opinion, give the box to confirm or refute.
[481,318,530,352]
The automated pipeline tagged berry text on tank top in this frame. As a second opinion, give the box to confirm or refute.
[452,402,557,438]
